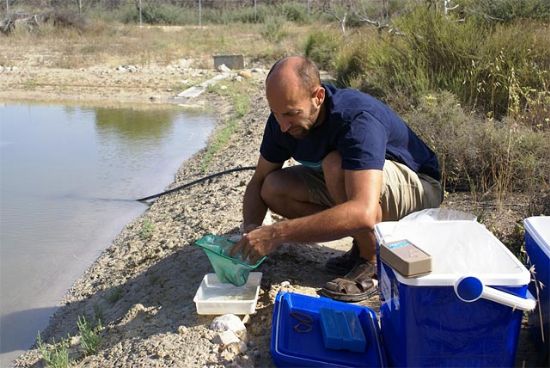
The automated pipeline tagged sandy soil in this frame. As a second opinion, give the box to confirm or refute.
[3,61,545,367]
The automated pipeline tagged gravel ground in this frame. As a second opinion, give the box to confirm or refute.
[11,70,545,368]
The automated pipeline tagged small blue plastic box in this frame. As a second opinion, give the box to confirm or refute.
[271,291,386,367]
[320,308,367,352]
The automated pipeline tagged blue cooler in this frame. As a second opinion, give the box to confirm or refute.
[271,291,386,367]
[523,216,550,362]
[375,220,536,367]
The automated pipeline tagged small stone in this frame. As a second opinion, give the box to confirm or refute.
[212,330,240,346]
[280,281,291,288]
[210,314,246,333]
[238,70,253,79]
[235,329,247,343]
[225,341,247,355]
[217,64,231,73]
[220,349,236,361]
[177,326,188,334]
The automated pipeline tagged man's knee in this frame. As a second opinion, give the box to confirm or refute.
[322,151,346,204]
[260,170,285,204]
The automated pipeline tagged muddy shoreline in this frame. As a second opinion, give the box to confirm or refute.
[6,66,542,367]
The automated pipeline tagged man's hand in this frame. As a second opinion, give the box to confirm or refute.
[230,224,281,264]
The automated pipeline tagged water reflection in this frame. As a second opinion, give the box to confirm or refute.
[93,108,177,141]
[0,103,214,366]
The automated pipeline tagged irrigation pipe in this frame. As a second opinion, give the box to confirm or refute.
[137,165,256,202]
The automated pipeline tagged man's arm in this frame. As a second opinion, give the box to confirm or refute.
[235,168,383,262]
[242,155,283,232]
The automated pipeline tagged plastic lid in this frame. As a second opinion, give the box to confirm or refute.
[375,221,530,286]
[524,216,550,258]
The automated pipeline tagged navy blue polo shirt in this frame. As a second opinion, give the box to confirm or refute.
[260,84,441,181]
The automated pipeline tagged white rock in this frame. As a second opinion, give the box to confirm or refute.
[212,330,240,346]
[225,341,247,355]
[220,85,228,90]
[217,64,231,73]
[210,314,246,333]
[280,281,291,288]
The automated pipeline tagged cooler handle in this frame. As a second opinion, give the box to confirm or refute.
[454,276,537,312]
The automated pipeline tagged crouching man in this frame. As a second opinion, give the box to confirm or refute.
[231,56,442,302]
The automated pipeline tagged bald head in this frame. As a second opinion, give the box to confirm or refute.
[264,56,326,139]
[266,56,321,97]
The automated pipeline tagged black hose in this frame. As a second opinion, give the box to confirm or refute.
[137,165,256,202]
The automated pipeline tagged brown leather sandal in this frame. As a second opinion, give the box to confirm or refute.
[319,259,378,302]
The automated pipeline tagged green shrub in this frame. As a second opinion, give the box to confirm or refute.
[77,315,102,356]
[279,2,310,23]
[458,0,550,23]
[404,91,550,198]
[119,3,195,25]
[139,219,155,240]
[304,31,342,70]
[261,16,287,43]
[469,21,550,117]
[37,332,70,368]
[335,5,550,117]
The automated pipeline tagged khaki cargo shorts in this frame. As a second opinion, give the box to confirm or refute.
[296,160,442,221]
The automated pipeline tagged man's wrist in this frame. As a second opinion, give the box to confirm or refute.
[241,223,260,233]
[272,221,289,243]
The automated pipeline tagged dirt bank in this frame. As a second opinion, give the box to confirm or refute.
[6,63,542,367]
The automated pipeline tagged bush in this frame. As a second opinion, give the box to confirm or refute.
[304,30,342,70]
[120,3,194,25]
[458,0,550,23]
[261,16,287,43]
[335,5,550,117]
[279,2,310,24]
[404,92,550,198]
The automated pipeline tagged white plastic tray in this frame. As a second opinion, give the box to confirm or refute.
[193,272,262,315]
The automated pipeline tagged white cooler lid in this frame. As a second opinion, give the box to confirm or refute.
[375,221,530,286]
[524,216,550,258]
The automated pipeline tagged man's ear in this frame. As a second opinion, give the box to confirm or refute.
[312,86,325,108]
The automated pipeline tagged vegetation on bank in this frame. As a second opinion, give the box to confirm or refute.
[36,315,102,368]
[201,78,254,171]
[305,1,550,201]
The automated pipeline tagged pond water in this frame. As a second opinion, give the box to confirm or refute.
[0,103,215,366]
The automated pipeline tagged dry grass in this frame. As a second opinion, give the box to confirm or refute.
[0,20,314,69]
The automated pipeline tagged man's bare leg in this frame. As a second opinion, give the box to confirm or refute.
[260,166,328,220]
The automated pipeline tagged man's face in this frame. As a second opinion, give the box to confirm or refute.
[267,86,324,139]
